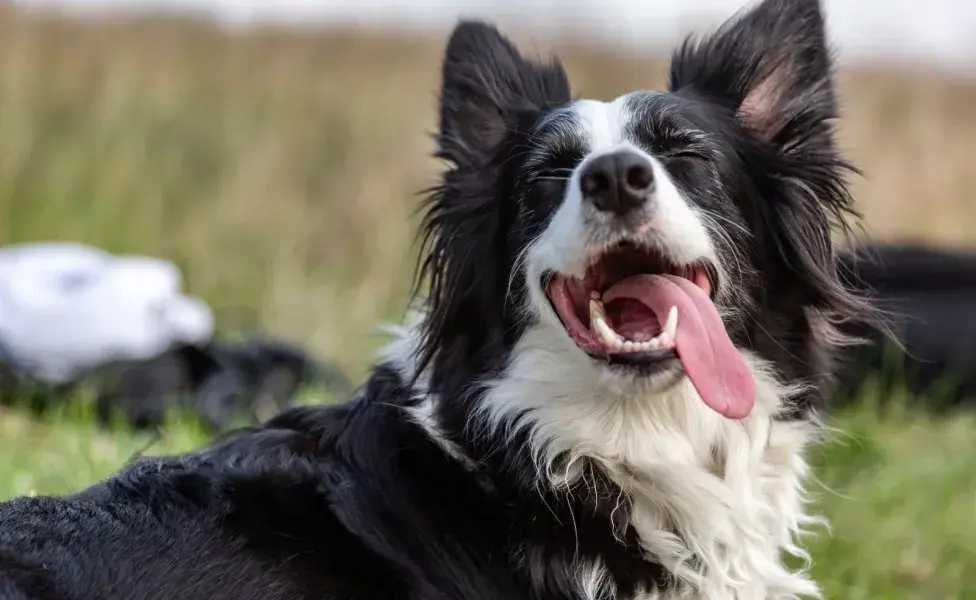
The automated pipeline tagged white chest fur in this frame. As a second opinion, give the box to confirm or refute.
[477,325,825,600]
[389,322,825,600]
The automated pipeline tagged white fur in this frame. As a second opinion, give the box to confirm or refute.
[528,95,720,285]
[389,315,824,600]
[391,91,825,600]
[482,325,822,600]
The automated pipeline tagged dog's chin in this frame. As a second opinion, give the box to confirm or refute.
[602,350,681,377]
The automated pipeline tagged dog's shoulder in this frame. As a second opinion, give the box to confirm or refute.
[0,399,406,600]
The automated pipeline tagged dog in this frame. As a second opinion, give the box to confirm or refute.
[834,243,976,410]
[1,336,352,431]
[93,337,354,430]
[0,1,874,598]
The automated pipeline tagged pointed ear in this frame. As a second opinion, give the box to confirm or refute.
[437,21,571,167]
[413,23,570,383]
[672,1,874,329]
[669,0,835,150]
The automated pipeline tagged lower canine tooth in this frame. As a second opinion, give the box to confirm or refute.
[593,316,621,346]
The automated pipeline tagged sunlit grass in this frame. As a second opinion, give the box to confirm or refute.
[0,6,973,598]
[1,391,973,599]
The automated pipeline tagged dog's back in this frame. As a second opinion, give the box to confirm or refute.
[0,359,561,600]
[836,243,976,407]
[0,395,511,600]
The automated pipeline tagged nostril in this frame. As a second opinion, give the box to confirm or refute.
[580,150,651,215]
[581,168,612,196]
[624,164,653,192]
[592,172,611,194]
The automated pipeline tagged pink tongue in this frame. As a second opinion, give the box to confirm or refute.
[602,274,755,419]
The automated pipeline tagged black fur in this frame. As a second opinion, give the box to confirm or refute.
[0,1,873,598]
[669,0,873,417]
[416,21,572,387]
[94,337,353,431]
[835,243,976,409]
[1,337,351,431]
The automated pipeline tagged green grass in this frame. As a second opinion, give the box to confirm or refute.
[1,392,973,599]
[806,405,976,598]
[0,7,973,598]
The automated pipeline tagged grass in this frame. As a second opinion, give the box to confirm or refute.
[1,394,972,599]
[0,6,973,598]
[806,403,976,599]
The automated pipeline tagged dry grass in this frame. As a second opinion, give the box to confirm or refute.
[0,7,974,598]
[2,7,975,374]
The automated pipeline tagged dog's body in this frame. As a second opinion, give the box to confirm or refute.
[94,337,354,430]
[0,1,872,598]
[835,243,976,409]
[1,337,352,431]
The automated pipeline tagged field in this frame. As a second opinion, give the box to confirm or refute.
[0,6,974,598]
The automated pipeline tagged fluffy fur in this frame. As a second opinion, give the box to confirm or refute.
[0,1,873,599]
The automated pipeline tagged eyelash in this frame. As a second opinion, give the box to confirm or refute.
[661,148,709,161]
[527,168,573,184]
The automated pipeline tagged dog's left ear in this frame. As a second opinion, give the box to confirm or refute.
[669,0,835,152]
[671,0,873,325]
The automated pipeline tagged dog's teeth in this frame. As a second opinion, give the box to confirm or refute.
[590,290,601,300]
[589,302,678,352]
[663,306,678,340]
[657,331,671,347]
[589,298,606,321]
[593,316,621,346]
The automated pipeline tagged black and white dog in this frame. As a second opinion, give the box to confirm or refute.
[0,1,873,598]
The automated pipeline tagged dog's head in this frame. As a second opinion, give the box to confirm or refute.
[416,0,868,419]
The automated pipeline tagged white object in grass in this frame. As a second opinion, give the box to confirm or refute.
[0,242,214,384]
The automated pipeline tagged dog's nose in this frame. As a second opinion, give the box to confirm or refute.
[579,150,655,216]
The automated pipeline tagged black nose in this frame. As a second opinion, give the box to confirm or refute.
[579,150,655,216]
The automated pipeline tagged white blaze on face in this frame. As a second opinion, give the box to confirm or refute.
[526,92,718,295]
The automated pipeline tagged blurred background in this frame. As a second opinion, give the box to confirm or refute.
[0,1,973,597]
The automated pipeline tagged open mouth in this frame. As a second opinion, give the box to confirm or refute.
[544,242,714,364]
[543,241,756,419]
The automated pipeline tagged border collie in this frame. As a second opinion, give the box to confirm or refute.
[0,1,872,598]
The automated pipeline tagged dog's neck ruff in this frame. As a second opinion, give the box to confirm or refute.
[385,318,824,600]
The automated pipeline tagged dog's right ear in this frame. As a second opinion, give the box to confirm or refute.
[437,21,570,168]
[414,24,569,386]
